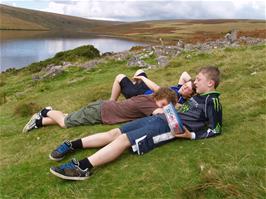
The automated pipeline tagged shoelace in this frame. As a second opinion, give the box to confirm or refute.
[56,142,70,154]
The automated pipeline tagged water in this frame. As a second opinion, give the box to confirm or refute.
[0,37,146,71]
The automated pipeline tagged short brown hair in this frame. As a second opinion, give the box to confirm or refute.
[153,87,177,105]
[198,66,221,88]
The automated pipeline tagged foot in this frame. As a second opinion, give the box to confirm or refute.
[49,140,74,161]
[38,106,53,117]
[22,113,41,133]
[50,159,90,181]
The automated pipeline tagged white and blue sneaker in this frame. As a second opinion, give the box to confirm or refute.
[50,158,90,181]
[49,140,74,161]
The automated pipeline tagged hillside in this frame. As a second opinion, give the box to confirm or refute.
[1,4,265,43]
[0,4,122,31]
[0,41,265,198]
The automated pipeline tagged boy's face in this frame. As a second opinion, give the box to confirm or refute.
[155,98,169,108]
[179,81,193,98]
[194,72,213,94]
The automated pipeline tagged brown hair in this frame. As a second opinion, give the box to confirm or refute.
[198,66,221,88]
[153,87,178,105]
[190,79,197,96]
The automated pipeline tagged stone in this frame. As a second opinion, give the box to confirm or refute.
[156,56,169,67]
[127,56,149,68]
[80,59,103,69]
[225,30,238,44]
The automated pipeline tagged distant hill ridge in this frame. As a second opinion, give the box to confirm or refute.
[0,4,122,31]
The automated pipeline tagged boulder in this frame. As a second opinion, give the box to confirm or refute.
[156,56,169,67]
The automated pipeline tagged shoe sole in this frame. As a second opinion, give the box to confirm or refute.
[49,154,64,162]
[50,168,89,181]
[22,113,38,133]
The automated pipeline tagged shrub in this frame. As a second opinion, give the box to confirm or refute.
[27,45,100,73]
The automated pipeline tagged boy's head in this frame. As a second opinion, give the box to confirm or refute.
[179,80,196,99]
[153,87,177,107]
[194,66,220,94]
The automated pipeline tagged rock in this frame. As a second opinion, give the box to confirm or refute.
[225,30,238,44]
[176,40,185,49]
[156,56,169,67]
[42,65,64,78]
[80,59,104,69]
[113,51,131,61]
[184,43,194,51]
[102,52,114,57]
[127,56,150,68]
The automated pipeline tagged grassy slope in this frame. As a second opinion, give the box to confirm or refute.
[0,4,122,31]
[0,45,266,199]
[1,5,265,43]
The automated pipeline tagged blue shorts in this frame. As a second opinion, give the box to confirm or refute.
[119,115,175,155]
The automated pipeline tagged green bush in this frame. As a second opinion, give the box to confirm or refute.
[27,45,100,73]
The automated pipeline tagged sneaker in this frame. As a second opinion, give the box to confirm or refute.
[22,113,41,133]
[49,140,74,161]
[50,158,90,181]
[38,106,53,117]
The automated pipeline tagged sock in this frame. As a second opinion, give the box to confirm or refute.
[41,108,51,117]
[71,139,83,150]
[79,158,93,171]
[35,117,43,128]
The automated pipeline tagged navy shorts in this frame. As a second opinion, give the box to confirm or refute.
[119,115,175,155]
[119,73,150,99]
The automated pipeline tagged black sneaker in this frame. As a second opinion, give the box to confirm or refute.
[22,113,41,133]
[49,140,74,161]
[50,158,90,181]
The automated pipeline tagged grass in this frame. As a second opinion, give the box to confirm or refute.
[0,44,266,199]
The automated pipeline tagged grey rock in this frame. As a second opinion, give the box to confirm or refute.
[127,56,150,68]
[156,56,169,67]
[80,59,104,69]
[225,30,238,44]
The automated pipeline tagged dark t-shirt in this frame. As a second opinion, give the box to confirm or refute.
[100,95,158,124]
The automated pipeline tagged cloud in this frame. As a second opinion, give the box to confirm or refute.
[39,0,266,21]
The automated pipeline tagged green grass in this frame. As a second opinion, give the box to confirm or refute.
[0,45,266,199]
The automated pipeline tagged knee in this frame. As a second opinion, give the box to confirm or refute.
[108,128,122,139]
[117,134,131,147]
[115,74,126,82]
[134,69,145,76]
[58,118,67,128]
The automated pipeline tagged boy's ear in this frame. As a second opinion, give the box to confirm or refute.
[208,80,215,88]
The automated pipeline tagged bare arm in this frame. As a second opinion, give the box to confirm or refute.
[133,75,161,92]
[178,71,191,85]
[152,108,164,115]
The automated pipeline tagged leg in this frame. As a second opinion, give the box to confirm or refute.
[110,74,126,101]
[46,110,66,128]
[42,117,57,126]
[88,134,131,167]
[81,128,122,148]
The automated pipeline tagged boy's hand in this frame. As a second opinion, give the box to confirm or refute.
[174,127,192,139]
[133,75,143,80]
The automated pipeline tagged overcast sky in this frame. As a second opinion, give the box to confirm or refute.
[2,0,266,21]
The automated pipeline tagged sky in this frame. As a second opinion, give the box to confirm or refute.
[1,0,266,21]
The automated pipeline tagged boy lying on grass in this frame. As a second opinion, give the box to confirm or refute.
[23,88,180,133]
[49,66,222,181]
[110,69,194,105]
